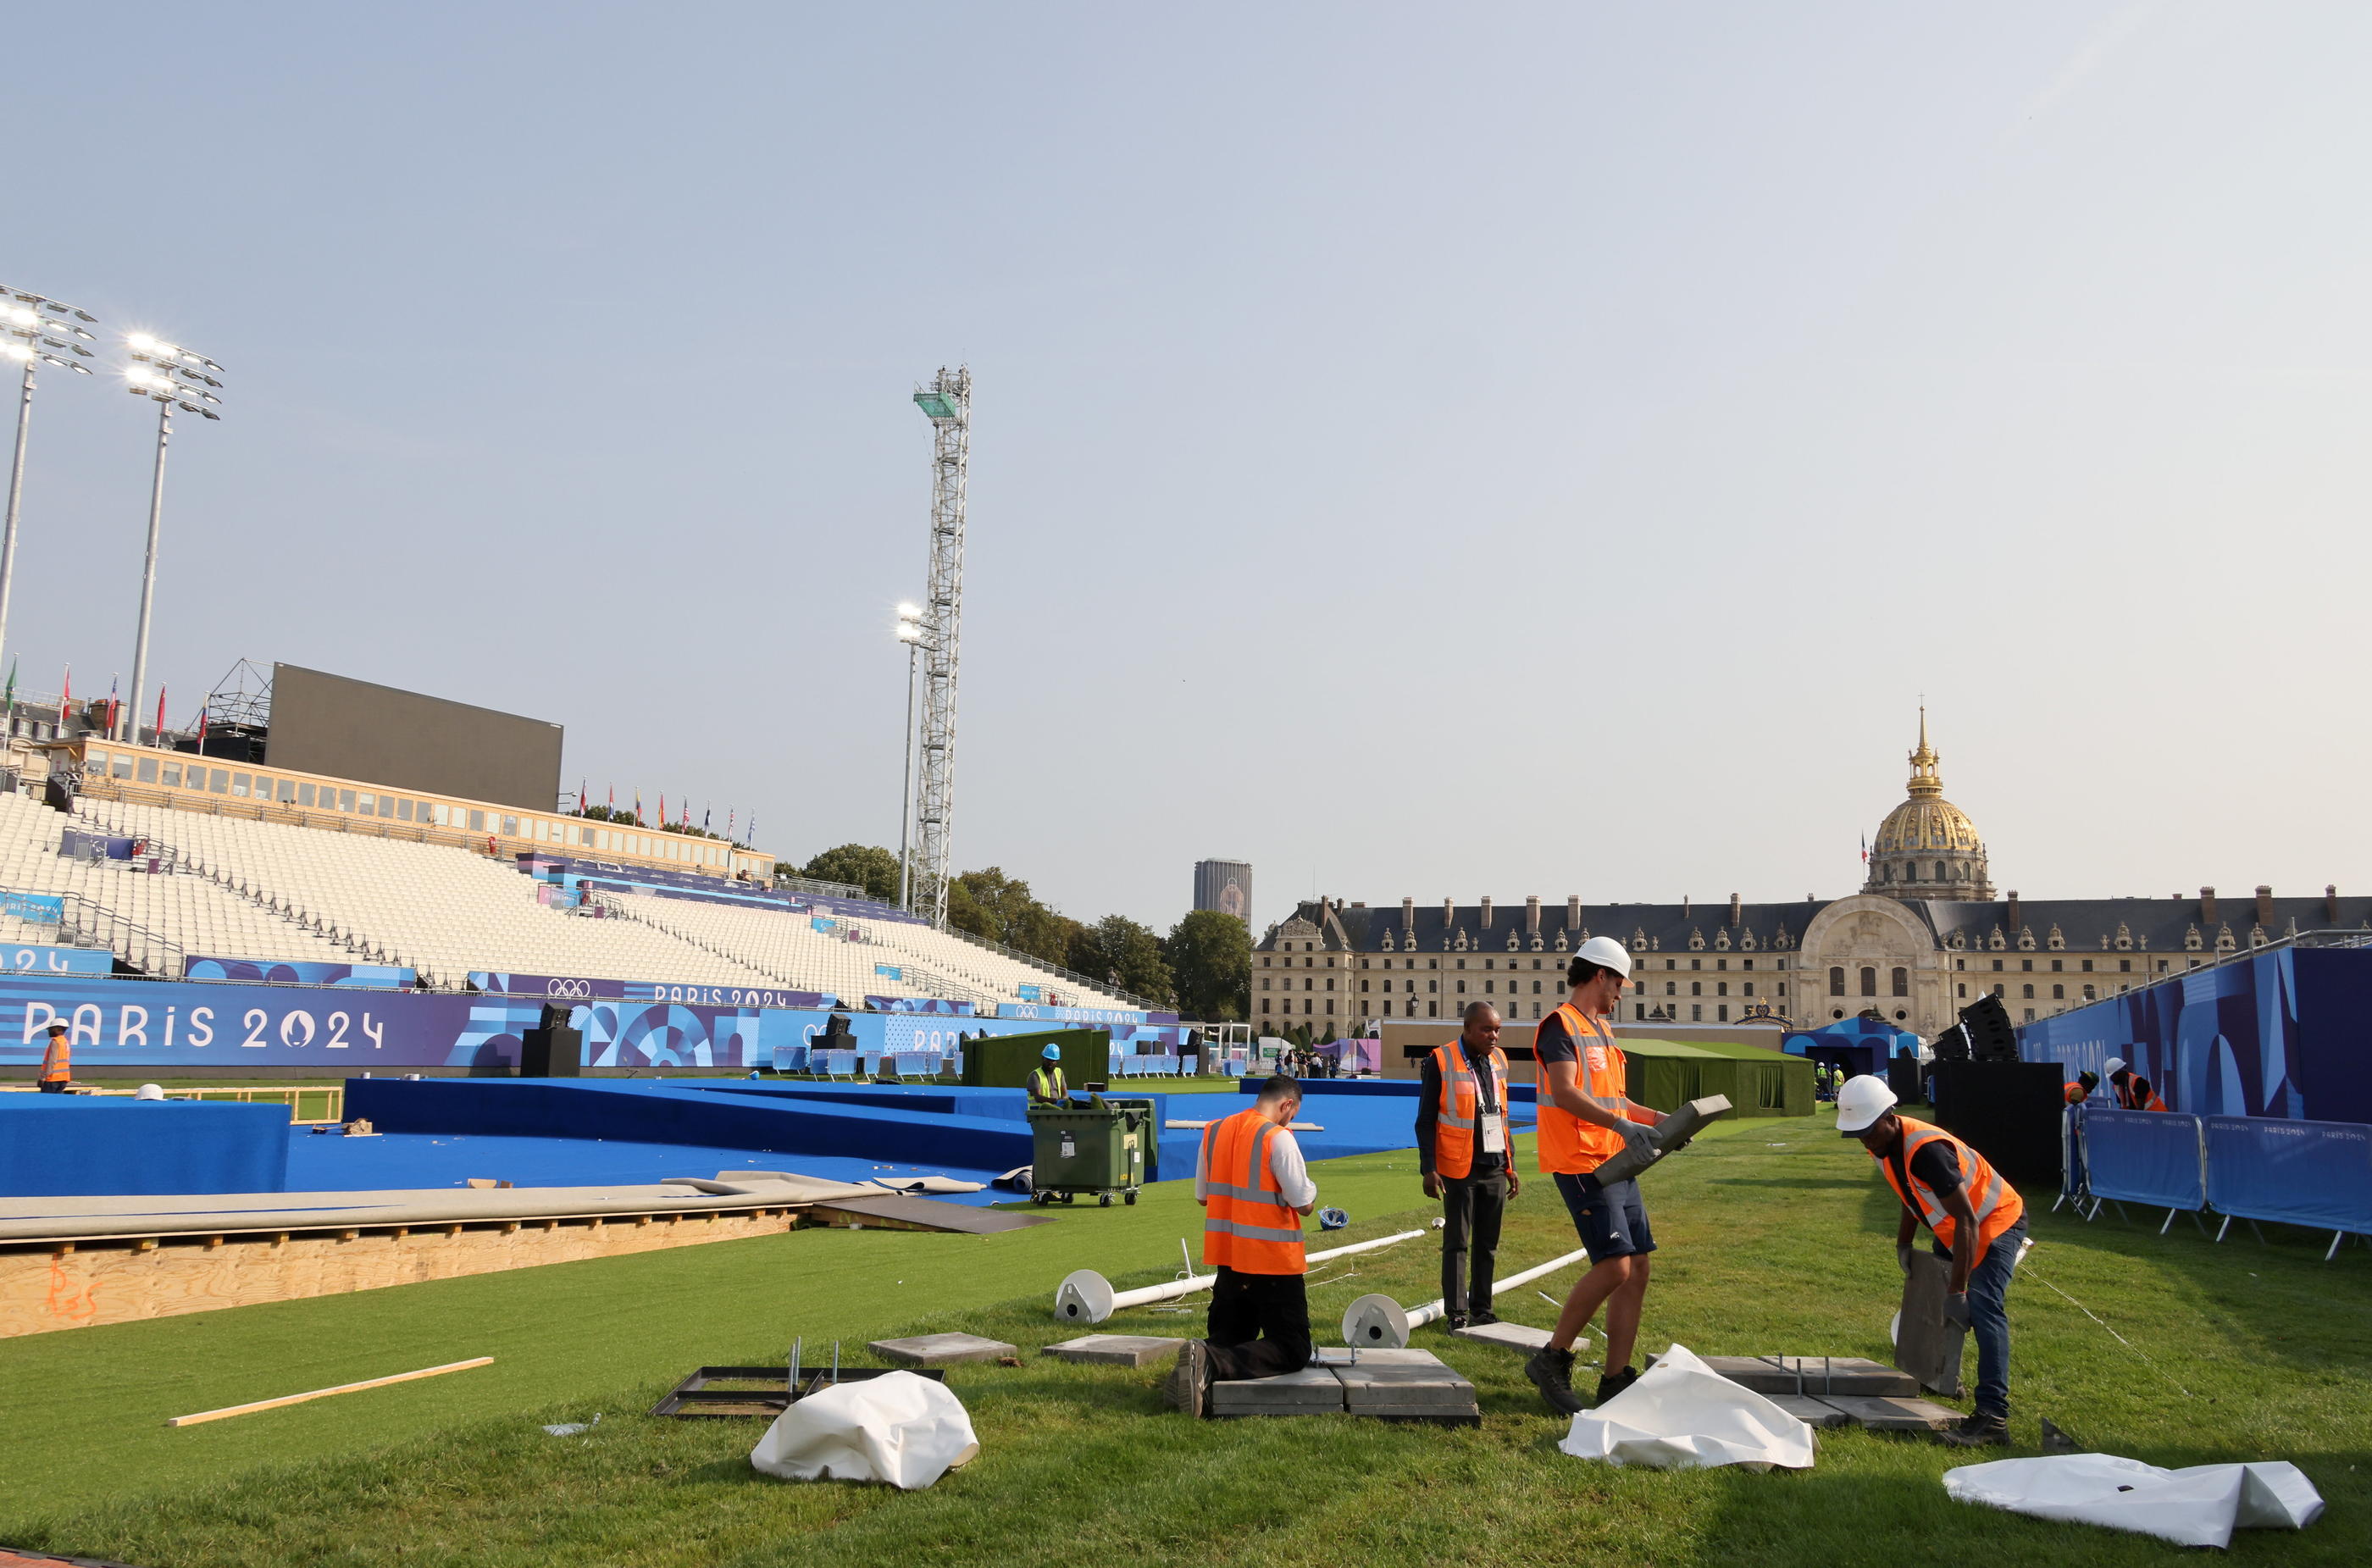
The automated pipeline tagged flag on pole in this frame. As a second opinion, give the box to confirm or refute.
[746,814,756,844]
[633,789,643,826]
[105,674,119,740]
[58,665,69,728]
[658,793,666,829]
[195,703,207,749]
[703,806,711,831]
[728,809,735,841]
[578,780,587,813]
[3,658,15,725]
[155,686,166,742]
[607,784,614,812]
[1859,834,1869,865]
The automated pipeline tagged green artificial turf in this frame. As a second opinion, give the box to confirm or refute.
[1,1114,2364,1567]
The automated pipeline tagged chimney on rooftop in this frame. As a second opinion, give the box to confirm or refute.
[1682,895,1691,918]
[1402,896,1415,932]
[1444,896,1454,930]
[2327,884,2340,925]
[1481,896,1494,929]
[2007,891,2021,934]
[2201,887,2218,924]
[1729,892,1742,927]
[2257,885,2275,928]
[1567,895,1581,930]
[1527,895,1541,935]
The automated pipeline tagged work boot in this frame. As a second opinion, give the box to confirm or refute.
[1445,1313,1470,1331]
[1593,1365,1640,1405]
[1163,1342,1211,1420]
[1939,1410,2009,1448]
[1466,1308,1499,1327]
[1524,1345,1585,1416]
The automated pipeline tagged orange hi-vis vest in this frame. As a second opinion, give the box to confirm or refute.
[1874,1116,2026,1263]
[1200,1107,1306,1275]
[2064,1082,2087,1106]
[1536,1004,1627,1176]
[39,1032,69,1083]
[2115,1076,2168,1112]
[1428,1038,1510,1180]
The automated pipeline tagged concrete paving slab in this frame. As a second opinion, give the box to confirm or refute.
[1895,1252,1967,1398]
[1696,1355,1918,1398]
[1338,1362,1479,1410]
[1313,1346,1449,1368]
[1821,1394,1963,1432]
[1040,1334,1184,1367]
[1768,1394,1853,1428]
[1351,1405,1483,1424]
[1209,1366,1345,1414]
[1449,1321,1555,1352]
[867,1333,1018,1367]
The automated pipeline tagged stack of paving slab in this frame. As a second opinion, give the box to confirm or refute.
[1208,1347,1480,1425]
[1688,1355,1961,1432]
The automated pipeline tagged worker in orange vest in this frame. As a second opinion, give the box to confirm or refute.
[36,1022,70,1094]
[1522,937,1665,1416]
[2105,1058,2168,1111]
[1418,1002,1520,1328]
[1838,1073,2028,1447]
[1165,1075,1316,1417]
[2063,1071,2099,1106]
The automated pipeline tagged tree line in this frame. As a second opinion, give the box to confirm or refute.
[792,844,1250,1022]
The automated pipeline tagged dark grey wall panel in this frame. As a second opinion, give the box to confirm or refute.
[268,664,563,811]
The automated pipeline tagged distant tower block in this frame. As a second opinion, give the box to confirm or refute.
[1194,859,1254,923]
[910,367,971,928]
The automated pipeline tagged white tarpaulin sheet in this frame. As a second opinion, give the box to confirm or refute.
[1944,1454,2324,1549]
[749,1371,980,1490]
[1558,1344,1815,1471]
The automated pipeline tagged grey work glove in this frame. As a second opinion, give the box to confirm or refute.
[1942,1293,1972,1331]
[1617,1120,1658,1155]
[1898,1243,1916,1276]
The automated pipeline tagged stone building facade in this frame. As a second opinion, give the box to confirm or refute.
[1254,718,2372,1040]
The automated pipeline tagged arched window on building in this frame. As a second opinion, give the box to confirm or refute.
[2053,984,2064,1000]
[1890,967,1909,997]
[1859,967,1877,996]
[1716,982,1728,996]
[1828,966,1845,995]
[1690,981,1702,996]
[1934,862,1948,882]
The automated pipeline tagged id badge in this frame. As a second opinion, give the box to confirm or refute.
[1481,1112,1507,1154]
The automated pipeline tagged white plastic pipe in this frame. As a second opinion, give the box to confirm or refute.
[1342,1246,1593,1348]
[1053,1228,1426,1324]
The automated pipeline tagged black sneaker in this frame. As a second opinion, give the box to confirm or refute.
[1524,1345,1585,1416]
[1164,1342,1211,1419]
[1445,1312,1470,1330]
[1938,1410,2009,1448]
[1593,1365,1641,1405]
[1466,1309,1499,1327]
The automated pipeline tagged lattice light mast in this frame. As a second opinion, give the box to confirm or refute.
[909,366,970,928]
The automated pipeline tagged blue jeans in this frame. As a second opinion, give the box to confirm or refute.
[1939,1217,2026,1417]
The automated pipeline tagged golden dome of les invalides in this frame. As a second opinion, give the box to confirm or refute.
[1864,709,1995,900]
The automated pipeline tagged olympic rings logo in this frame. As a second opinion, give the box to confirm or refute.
[544,978,594,1000]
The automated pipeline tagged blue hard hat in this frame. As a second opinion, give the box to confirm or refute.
[1041,1044,1063,1060]
[1318,1207,1349,1231]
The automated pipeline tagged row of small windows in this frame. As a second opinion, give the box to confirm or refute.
[1828,966,1911,997]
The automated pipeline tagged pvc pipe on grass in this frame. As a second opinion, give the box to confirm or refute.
[1053,1229,1426,1323]
[1341,1247,1592,1348]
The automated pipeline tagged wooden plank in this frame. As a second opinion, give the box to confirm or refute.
[1163,1121,1324,1132]
[804,1194,1055,1234]
[168,1357,492,1427]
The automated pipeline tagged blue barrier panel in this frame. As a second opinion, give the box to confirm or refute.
[0,1097,288,1196]
[470,972,629,1000]
[0,892,63,923]
[2081,1109,2206,1209]
[1,943,113,977]
[185,957,416,989]
[2204,1115,2372,1234]
[867,996,974,1015]
[343,1078,1033,1172]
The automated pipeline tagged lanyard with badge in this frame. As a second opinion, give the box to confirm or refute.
[1460,1040,1508,1154]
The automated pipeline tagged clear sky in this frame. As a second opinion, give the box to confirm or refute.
[8,4,2368,934]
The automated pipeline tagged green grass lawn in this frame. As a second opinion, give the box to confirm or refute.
[0,1112,2363,1566]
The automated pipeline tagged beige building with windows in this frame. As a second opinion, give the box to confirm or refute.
[1255,717,2372,1039]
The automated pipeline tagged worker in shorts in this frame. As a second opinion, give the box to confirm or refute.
[1522,936,1664,1415]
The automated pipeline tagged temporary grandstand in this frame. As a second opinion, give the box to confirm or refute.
[41,739,1137,1009]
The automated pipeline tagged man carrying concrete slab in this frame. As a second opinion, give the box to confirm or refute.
[1165,1075,1317,1417]
[1523,938,1665,1416]
[1838,1072,2027,1448]
[1417,1003,1519,1328]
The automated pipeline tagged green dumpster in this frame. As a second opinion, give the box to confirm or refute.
[1026,1094,1148,1207]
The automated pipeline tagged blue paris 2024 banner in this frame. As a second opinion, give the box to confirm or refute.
[185,957,418,989]
[0,972,1124,1075]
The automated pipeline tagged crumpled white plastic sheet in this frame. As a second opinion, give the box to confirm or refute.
[1558,1344,1815,1471]
[1943,1454,2325,1549]
[749,1371,981,1490]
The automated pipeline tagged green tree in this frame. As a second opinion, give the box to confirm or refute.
[1164,910,1250,1022]
[801,844,901,902]
[1070,914,1175,1006]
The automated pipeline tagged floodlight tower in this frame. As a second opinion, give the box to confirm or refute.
[0,285,99,686]
[909,367,970,928]
[120,331,224,743]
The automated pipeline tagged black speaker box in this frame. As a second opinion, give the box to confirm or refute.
[1887,1055,1925,1105]
[520,1025,583,1078]
[1927,1060,2062,1190]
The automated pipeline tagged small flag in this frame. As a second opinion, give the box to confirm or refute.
[633,788,642,826]
[3,657,14,721]
[195,704,207,748]
[105,674,119,739]
[658,792,666,828]
[578,780,587,813]
[607,784,614,811]
[746,814,756,844]
[58,664,69,727]
[1859,834,1869,864]
[728,808,735,840]
[703,806,711,831]
[155,686,166,741]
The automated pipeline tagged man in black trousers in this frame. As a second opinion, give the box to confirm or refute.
[1419,1003,1518,1327]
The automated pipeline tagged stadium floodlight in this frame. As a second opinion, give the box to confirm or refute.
[895,602,928,910]
[0,285,101,701]
[119,328,226,742]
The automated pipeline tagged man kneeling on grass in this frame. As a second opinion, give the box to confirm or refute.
[1165,1075,1316,1417]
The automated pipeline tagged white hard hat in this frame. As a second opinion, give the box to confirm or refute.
[1836,1073,1898,1134]
[2103,1056,2126,1075]
[134,1083,164,1101]
[1575,935,1633,978]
